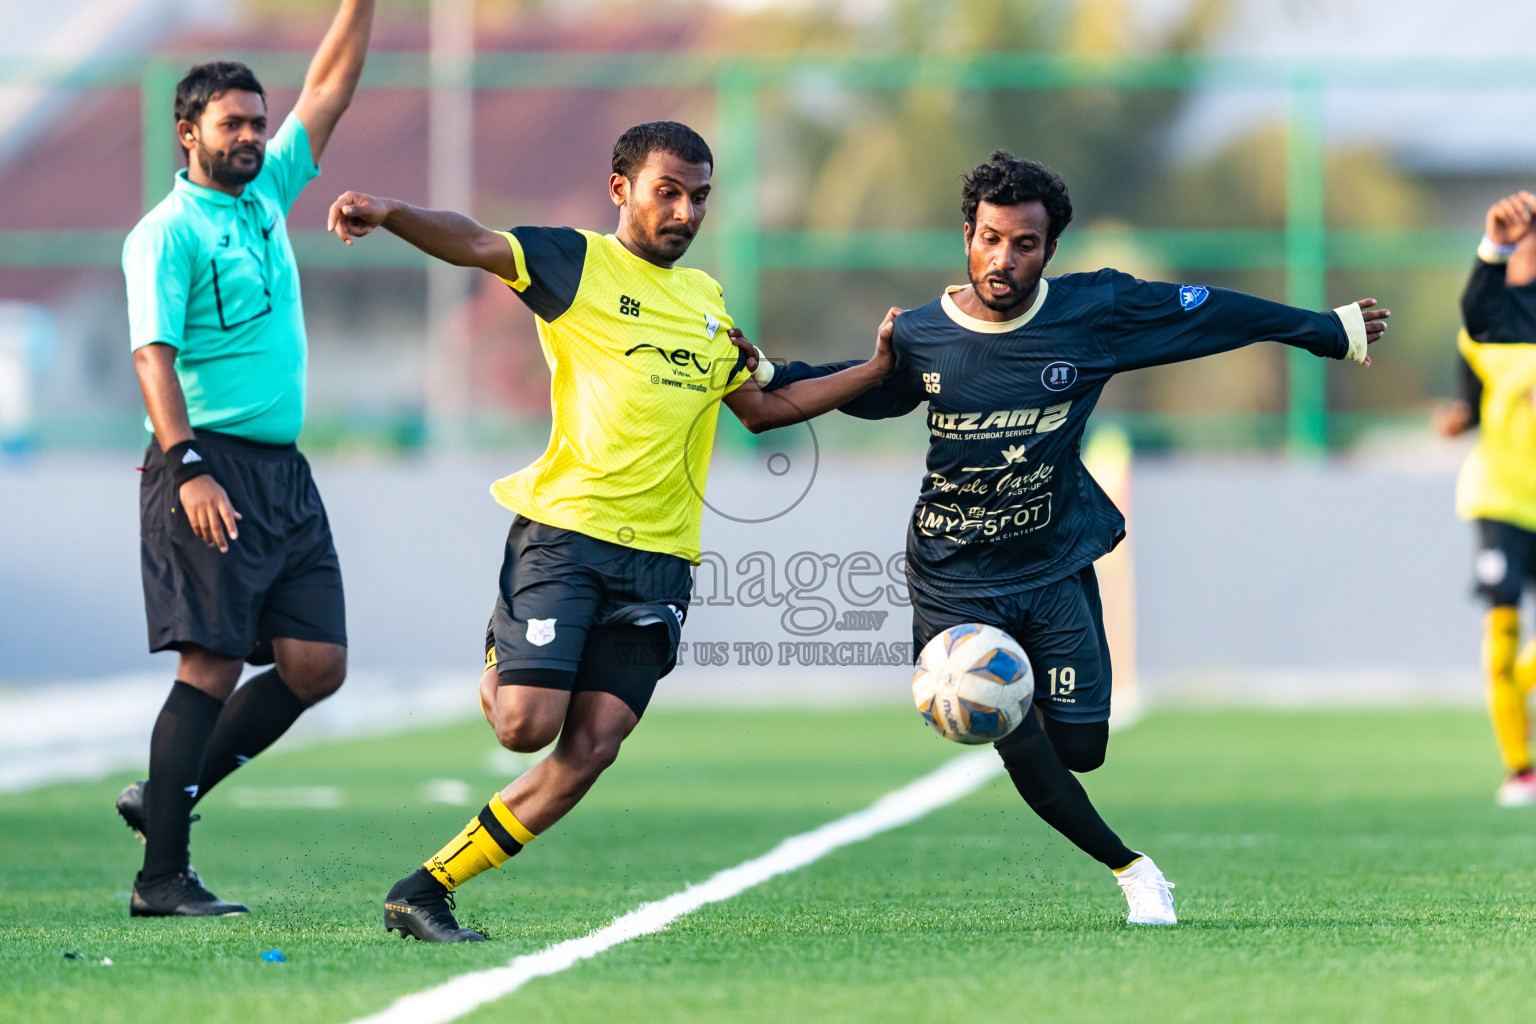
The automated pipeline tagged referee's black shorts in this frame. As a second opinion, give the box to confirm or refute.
[140,429,347,661]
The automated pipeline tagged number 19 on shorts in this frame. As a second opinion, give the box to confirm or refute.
[1047,666,1076,696]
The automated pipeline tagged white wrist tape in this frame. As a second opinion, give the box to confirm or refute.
[1333,302,1369,365]
[751,346,776,386]
[1478,234,1518,265]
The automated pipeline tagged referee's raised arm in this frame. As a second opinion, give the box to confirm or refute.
[291,0,376,162]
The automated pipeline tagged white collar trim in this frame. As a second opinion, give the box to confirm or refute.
[940,279,1050,334]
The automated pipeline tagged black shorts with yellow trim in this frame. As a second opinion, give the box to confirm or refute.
[483,515,691,717]
[1474,518,1536,608]
[909,565,1112,724]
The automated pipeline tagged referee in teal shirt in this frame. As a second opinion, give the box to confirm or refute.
[118,0,375,918]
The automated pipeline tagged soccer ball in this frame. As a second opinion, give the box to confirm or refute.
[912,623,1032,744]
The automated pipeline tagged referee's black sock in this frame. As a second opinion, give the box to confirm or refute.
[994,712,1136,869]
[142,681,224,881]
[195,668,308,802]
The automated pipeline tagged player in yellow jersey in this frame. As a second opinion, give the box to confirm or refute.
[327,122,898,940]
[1440,191,1536,806]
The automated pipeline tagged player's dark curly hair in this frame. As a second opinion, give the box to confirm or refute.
[961,152,1073,243]
[612,121,714,181]
[175,61,266,127]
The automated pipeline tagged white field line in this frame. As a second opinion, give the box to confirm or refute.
[346,748,1005,1024]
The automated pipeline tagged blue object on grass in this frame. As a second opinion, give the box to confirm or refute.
[261,950,287,963]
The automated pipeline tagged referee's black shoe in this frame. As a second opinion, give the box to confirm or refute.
[116,779,202,846]
[383,869,486,942]
[115,780,149,841]
[130,871,249,917]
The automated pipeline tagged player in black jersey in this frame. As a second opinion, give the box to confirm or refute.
[758,152,1389,924]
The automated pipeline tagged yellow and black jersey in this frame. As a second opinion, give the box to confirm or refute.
[490,227,750,563]
[1455,327,1536,532]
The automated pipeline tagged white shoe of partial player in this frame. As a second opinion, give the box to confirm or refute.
[1496,773,1536,807]
[1115,854,1176,925]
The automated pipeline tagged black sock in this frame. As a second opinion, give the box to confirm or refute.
[142,681,224,881]
[389,867,448,901]
[994,712,1136,869]
[195,668,309,801]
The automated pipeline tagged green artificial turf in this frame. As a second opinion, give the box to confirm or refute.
[3,709,1533,1024]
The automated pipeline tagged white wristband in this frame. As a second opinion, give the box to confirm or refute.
[751,346,775,386]
[1478,234,1518,265]
[1333,302,1369,365]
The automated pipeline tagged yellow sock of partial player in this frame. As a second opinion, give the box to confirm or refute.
[423,794,538,891]
[1484,607,1531,774]
[1516,638,1536,696]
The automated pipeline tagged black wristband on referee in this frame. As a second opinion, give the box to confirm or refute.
[165,439,213,489]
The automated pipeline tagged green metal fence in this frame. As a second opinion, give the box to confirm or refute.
[2,53,1527,452]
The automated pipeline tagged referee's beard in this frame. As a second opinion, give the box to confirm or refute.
[195,140,264,189]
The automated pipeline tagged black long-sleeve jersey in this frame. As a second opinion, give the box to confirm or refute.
[765,269,1354,597]
[1462,258,1536,345]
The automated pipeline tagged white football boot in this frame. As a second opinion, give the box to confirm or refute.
[1115,854,1176,925]
[1496,772,1536,807]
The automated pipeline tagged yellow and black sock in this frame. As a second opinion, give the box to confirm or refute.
[423,794,537,891]
[1516,637,1536,696]
[1484,607,1532,775]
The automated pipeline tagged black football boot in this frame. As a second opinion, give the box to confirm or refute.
[383,869,486,942]
[114,780,149,841]
[116,779,202,842]
[130,871,249,917]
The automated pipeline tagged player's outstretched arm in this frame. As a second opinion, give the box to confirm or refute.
[1462,192,1536,343]
[723,309,902,433]
[1108,272,1388,373]
[327,191,519,279]
[291,0,376,161]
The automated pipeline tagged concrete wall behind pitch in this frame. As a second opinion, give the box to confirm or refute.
[0,450,1485,701]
